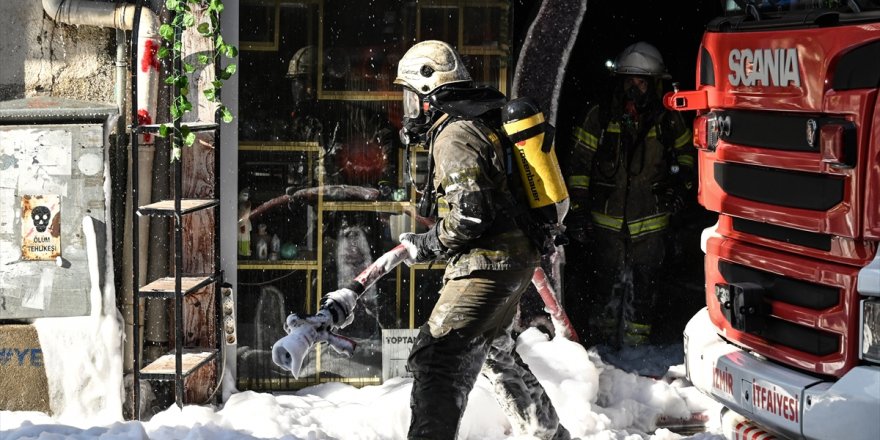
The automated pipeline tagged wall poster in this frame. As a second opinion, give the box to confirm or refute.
[20,194,61,261]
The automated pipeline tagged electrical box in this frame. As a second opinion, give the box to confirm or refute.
[0,97,115,319]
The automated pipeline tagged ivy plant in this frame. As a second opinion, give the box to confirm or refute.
[156,0,237,161]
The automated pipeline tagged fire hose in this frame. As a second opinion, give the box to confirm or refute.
[272,244,579,378]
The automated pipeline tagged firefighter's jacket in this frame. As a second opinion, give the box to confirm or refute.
[566,104,695,239]
[427,116,540,280]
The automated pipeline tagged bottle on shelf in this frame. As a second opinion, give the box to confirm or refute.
[238,188,252,258]
[254,223,269,260]
[269,233,281,261]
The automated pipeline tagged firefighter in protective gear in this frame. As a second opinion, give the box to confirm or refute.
[286,45,323,142]
[287,45,317,107]
[562,41,696,348]
[393,40,569,440]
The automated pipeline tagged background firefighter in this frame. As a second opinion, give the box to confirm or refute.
[562,41,696,349]
[286,45,325,143]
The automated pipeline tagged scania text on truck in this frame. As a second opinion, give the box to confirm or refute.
[665,1,880,439]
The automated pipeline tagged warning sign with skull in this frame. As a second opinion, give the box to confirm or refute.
[21,195,61,261]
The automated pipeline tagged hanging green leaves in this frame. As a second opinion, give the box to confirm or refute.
[156,0,237,162]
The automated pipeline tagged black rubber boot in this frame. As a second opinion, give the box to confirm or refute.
[406,326,489,440]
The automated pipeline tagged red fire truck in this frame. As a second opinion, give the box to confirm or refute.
[664,2,880,439]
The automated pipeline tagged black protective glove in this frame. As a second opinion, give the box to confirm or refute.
[377,180,394,199]
[564,199,593,244]
[398,223,447,265]
[658,184,687,216]
[659,165,696,216]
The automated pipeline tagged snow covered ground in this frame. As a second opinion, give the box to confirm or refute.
[0,327,725,440]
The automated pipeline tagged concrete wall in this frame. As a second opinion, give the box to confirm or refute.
[0,1,114,102]
[0,0,235,416]
[0,122,109,319]
[0,1,120,418]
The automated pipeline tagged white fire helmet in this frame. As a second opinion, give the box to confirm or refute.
[610,42,671,79]
[287,46,315,78]
[394,40,472,95]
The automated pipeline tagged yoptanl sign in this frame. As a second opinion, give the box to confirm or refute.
[381,328,419,381]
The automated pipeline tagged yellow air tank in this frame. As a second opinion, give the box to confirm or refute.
[501,97,569,209]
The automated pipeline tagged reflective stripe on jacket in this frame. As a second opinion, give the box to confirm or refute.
[564,104,695,239]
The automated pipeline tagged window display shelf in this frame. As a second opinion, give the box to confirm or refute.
[239,141,321,152]
[460,46,509,56]
[409,263,446,270]
[236,377,325,390]
[317,91,403,101]
[237,260,318,270]
[322,201,414,213]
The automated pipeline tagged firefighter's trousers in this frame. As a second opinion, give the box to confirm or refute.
[585,230,665,347]
[407,268,568,440]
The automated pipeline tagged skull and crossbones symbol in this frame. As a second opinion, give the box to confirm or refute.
[31,205,52,233]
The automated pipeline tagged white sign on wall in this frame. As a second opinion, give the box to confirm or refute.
[20,194,61,261]
[381,328,420,381]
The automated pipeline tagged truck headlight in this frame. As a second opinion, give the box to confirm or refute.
[862,299,880,363]
[694,111,730,151]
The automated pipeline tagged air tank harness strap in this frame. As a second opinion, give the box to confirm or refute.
[468,117,530,218]
[415,114,452,218]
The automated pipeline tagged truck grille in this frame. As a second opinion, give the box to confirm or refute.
[718,261,840,356]
[706,237,860,377]
[714,162,844,211]
[719,261,839,310]
[718,110,821,152]
[732,217,832,252]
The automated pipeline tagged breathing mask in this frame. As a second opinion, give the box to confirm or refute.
[623,75,651,110]
[290,76,315,113]
[399,88,432,146]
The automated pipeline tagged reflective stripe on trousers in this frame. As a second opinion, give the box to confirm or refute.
[590,211,669,238]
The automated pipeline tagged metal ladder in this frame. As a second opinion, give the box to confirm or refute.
[129,0,223,419]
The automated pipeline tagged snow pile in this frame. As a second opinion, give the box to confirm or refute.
[30,216,125,426]
[0,327,723,439]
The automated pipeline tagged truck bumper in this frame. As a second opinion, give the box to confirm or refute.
[684,308,880,440]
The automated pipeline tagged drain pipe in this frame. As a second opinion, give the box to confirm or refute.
[115,28,127,157]
[42,0,160,373]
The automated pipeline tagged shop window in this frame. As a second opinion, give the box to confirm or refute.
[237,0,511,391]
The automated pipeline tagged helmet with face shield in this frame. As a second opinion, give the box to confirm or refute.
[394,40,472,145]
[610,41,670,79]
[287,46,317,112]
[609,42,670,114]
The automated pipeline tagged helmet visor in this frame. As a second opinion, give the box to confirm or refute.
[403,89,422,119]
